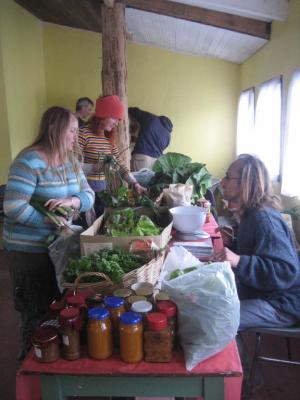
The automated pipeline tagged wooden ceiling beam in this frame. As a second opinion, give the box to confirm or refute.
[118,0,271,39]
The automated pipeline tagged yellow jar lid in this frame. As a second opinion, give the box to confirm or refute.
[113,288,133,298]
[155,291,170,301]
[127,295,147,305]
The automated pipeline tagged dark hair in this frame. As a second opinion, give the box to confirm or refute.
[235,154,281,211]
[75,97,94,111]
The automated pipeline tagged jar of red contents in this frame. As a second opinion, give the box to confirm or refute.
[104,296,126,345]
[66,294,87,344]
[48,300,65,319]
[86,293,103,309]
[119,311,143,363]
[31,326,59,363]
[59,308,82,360]
[144,312,172,362]
[156,300,177,348]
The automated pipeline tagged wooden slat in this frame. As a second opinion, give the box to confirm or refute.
[118,0,271,39]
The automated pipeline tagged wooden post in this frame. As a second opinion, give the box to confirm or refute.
[101,2,130,168]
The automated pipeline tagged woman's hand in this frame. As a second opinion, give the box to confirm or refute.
[44,197,80,211]
[133,182,147,194]
[212,247,240,268]
[215,225,234,247]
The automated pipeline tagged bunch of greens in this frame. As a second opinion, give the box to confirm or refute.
[97,186,135,208]
[104,208,161,237]
[149,152,212,203]
[64,248,146,284]
[168,266,198,280]
[30,198,74,228]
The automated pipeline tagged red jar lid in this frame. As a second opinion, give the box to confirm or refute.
[156,300,177,317]
[60,307,80,321]
[32,326,58,346]
[66,294,85,307]
[49,301,65,312]
[77,289,95,300]
[146,312,167,331]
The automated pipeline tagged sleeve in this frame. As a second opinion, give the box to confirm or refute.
[3,158,45,227]
[235,217,300,292]
[72,168,95,212]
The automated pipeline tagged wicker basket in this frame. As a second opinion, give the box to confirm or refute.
[62,251,165,296]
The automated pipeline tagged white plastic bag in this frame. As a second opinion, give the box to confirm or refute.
[162,257,240,371]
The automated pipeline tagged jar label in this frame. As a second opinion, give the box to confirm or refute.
[34,347,42,358]
[62,335,70,346]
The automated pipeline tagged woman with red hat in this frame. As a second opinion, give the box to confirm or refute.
[78,95,145,218]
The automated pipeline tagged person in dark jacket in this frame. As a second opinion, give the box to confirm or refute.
[214,153,300,330]
[129,107,173,171]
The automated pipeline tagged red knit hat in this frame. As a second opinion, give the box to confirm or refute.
[95,95,125,119]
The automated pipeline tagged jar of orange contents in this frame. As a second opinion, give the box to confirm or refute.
[87,307,113,360]
[119,311,143,363]
[104,296,126,345]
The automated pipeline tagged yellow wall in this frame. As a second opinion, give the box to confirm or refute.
[0,0,47,184]
[43,24,240,178]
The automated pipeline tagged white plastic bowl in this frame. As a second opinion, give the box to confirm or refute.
[169,205,207,234]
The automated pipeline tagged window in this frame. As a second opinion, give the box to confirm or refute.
[236,88,255,156]
[236,77,282,179]
[281,70,300,197]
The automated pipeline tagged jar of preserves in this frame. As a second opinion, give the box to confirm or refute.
[66,294,87,344]
[87,307,113,360]
[86,293,103,309]
[131,282,154,303]
[155,291,170,303]
[127,295,147,308]
[156,300,177,348]
[131,300,153,321]
[119,311,143,363]
[31,326,60,363]
[113,288,133,309]
[59,307,82,360]
[144,312,172,362]
[48,300,65,319]
[104,296,125,345]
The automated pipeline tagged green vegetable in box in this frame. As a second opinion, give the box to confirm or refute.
[63,248,147,284]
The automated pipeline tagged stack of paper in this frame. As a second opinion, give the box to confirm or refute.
[173,238,213,260]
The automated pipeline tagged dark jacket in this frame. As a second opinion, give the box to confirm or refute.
[129,107,172,158]
[234,207,300,319]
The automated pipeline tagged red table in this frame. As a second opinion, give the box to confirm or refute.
[16,217,243,400]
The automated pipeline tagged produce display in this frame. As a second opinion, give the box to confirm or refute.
[97,186,135,208]
[102,208,161,237]
[63,248,147,284]
[148,152,212,203]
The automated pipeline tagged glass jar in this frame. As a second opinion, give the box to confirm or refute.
[156,300,177,348]
[131,300,153,321]
[104,296,125,345]
[119,311,143,363]
[31,326,60,363]
[48,300,65,319]
[127,295,147,308]
[86,293,103,309]
[87,307,113,360]
[144,312,172,362]
[66,294,87,344]
[155,291,170,303]
[131,282,154,303]
[59,307,82,360]
[113,288,133,309]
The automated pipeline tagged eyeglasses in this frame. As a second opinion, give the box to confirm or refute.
[223,173,240,181]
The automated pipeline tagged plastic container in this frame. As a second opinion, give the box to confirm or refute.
[104,296,126,345]
[87,307,113,360]
[59,307,82,360]
[119,311,143,363]
[31,326,60,363]
[144,312,172,362]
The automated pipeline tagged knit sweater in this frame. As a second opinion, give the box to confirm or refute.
[234,207,300,319]
[3,149,95,253]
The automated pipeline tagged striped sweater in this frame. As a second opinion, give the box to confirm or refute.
[3,149,95,253]
[78,127,129,181]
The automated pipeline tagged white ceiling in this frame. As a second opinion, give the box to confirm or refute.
[125,0,288,64]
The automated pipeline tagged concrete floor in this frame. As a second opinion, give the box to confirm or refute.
[1,249,300,400]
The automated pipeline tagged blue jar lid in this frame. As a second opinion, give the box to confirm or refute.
[104,296,124,309]
[120,311,142,325]
[88,307,110,320]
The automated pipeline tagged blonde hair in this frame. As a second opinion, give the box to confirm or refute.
[236,154,281,212]
[26,106,82,181]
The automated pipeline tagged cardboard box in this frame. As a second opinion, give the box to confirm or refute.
[80,207,173,255]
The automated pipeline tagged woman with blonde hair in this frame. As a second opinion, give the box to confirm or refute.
[4,106,94,360]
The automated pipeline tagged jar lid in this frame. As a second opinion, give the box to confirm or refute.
[113,288,133,298]
[131,300,153,314]
[131,282,154,293]
[155,291,170,302]
[66,294,85,307]
[88,307,110,320]
[127,295,147,305]
[135,287,153,296]
[156,300,177,317]
[104,296,124,308]
[86,294,103,304]
[59,307,80,321]
[32,326,58,345]
[146,312,167,331]
[77,289,95,300]
[120,311,142,325]
[49,300,65,312]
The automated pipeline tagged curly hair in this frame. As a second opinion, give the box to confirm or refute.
[236,154,281,212]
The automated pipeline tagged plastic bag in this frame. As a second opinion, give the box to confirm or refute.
[48,225,83,292]
[163,183,193,207]
[162,250,240,371]
[132,168,155,186]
